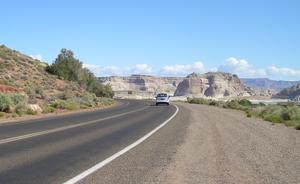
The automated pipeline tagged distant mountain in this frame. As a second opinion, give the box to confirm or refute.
[241,78,300,90]
[274,84,300,100]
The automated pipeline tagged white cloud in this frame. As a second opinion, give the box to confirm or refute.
[83,63,152,76]
[161,62,205,76]
[84,59,300,80]
[267,66,300,78]
[132,64,152,74]
[29,54,43,61]
[218,57,266,77]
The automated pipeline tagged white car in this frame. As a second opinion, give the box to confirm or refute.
[155,93,170,106]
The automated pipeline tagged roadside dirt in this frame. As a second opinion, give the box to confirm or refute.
[158,103,300,184]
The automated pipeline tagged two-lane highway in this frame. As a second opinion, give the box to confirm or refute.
[0,100,179,184]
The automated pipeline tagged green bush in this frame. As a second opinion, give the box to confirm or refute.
[26,108,38,115]
[0,112,5,118]
[263,114,283,123]
[65,101,79,110]
[187,97,210,105]
[208,100,218,106]
[79,93,97,108]
[42,105,56,113]
[238,99,252,107]
[10,93,26,106]
[51,99,68,109]
[12,113,18,118]
[50,99,80,110]
[0,93,13,112]
[15,104,27,116]
[98,97,114,106]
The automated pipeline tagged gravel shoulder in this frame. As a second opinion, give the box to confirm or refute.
[79,102,299,184]
[159,103,300,184]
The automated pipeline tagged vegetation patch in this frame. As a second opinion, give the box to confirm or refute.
[187,97,300,130]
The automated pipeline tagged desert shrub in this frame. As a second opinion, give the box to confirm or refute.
[296,124,300,130]
[42,105,56,113]
[79,93,97,108]
[0,79,9,85]
[224,100,241,109]
[15,104,27,116]
[51,99,68,109]
[50,99,79,110]
[65,101,79,110]
[208,100,219,106]
[263,114,283,123]
[0,112,5,118]
[26,108,38,115]
[223,99,253,111]
[60,89,75,100]
[187,97,209,105]
[238,99,252,107]
[281,106,300,121]
[0,93,13,112]
[34,86,44,96]
[98,97,114,106]
[12,113,18,118]
[10,93,26,106]
[284,120,300,127]
[91,84,114,98]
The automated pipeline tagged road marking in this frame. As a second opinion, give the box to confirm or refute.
[63,105,179,184]
[0,106,149,145]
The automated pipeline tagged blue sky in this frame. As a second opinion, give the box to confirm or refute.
[1,0,300,80]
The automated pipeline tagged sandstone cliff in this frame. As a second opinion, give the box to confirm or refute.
[175,72,252,98]
[100,72,253,99]
[99,75,183,98]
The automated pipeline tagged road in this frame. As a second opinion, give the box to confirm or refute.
[0,100,299,184]
[0,100,179,183]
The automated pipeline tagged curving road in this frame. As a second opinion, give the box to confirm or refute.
[0,100,179,184]
[0,100,299,184]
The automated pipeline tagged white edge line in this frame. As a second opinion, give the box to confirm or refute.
[62,105,179,184]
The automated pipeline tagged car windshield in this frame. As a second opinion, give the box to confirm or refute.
[157,94,167,97]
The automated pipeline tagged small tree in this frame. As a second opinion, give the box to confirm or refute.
[47,48,114,98]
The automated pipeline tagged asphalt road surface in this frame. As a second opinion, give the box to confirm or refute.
[0,100,299,184]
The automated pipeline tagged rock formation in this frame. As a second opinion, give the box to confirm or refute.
[174,72,252,98]
[99,75,184,98]
[100,72,253,99]
[274,83,300,100]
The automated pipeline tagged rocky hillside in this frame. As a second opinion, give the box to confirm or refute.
[242,78,300,97]
[99,75,183,98]
[274,83,300,101]
[0,45,85,103]
[0,45,112,118]
[175,72,253,98]
[241,78,299,90]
